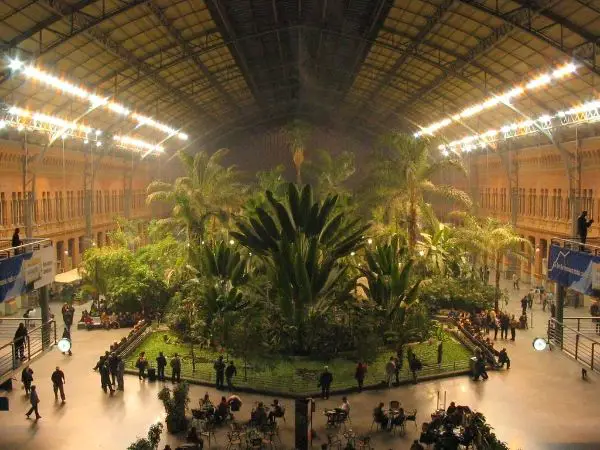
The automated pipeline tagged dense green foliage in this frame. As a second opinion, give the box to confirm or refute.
[81,130,526,372]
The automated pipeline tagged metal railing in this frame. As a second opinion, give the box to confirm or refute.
[0,320,56,384]
[547,317,600,372]
[0,317,43,341]
[0,237,52,259]
[126,352,470,396]
[550,237,600,256]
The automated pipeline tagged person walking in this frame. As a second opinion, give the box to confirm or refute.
[171,353,181,383]
[225,361,237,391]
[135,352,148,380]
[61,303,74,332]
[550,301,556,319]
[25,385,41,420]
[318,366,333,399]
[51,366,66,403]
[354,362,367,392]
[156,352,167,381]
[577,210,594,247]
[21,366,33,396]
[384,357,396,388]
[214,355,225,389]
[510,315,518,341]
[116,356,125,391]
[521,296,528,317]
[512,273,519,290]
[61,327,73,356]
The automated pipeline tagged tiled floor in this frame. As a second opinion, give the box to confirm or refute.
[1,280,599,449]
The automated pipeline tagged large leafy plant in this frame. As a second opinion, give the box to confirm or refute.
[359,238,422,329]
[231,183,369,352]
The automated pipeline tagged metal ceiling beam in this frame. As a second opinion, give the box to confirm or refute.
[146,1,242,115]
[0,0,149,86]
[389,0,566,129]
[351,0,456,106]
[457,0,600,77]
[37,0,216,126]
[1,0,99,50]
[209,0,264,107]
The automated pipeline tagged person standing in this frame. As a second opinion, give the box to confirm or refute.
[171,353,181,383]
[109,353,119,386]
[61,327,73,356]
[521,296,528,317]
[512,273,519,290]
[100,359,114,394]
[225,361,237,391]
[354,362,367,392]
[156,352,167,381]
[21,366,33,396]
[51,366,66,403]
[25,385,41,420]
[510,315,518,341]
[409,353,422,384]
[136,352,148,380]
[318,366,333,399]
[384,357,396,388]
[116,356,125,391]
[12,227,22,251]
[213,356,225,389]
[577,210,594,246]
[394,355,401,385]
[550,301,556,319]
[590,300,600,335]
[500,313,510,340]
[13,322,28,362]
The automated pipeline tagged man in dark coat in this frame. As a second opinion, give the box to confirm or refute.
[577,210,593,246]
[318,366,333,399]
[51,366,66,402]
[225,361,237,391]
[99,359,114,394]
[213,356,225,389]
[156,352,167,381]
[171,353,181,383]
[21,367,34,395]
[108,353,119,386]
[13,322,28,362]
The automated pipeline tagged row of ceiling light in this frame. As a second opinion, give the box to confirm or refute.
[439,99,600,154]
[414,62,578,138]
[1,105,165,153]
[6,58,189,153]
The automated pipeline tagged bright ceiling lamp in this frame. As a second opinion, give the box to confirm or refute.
[8,58,188,140]
[438,98,600,154]
[113,135,164,153]
[414,61,578,138]
[5,105,99,142]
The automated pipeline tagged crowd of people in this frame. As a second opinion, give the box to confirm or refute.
[79,309,143,329]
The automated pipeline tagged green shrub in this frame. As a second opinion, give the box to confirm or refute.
[420,276,495,312]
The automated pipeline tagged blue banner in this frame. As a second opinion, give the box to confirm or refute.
[0,245,55,303]
[547,244,600,295]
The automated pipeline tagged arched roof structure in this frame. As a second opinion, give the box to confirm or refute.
[1,0,599,151]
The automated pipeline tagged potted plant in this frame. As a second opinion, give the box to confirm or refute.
[158,382,189,433]
[127,422,163,450]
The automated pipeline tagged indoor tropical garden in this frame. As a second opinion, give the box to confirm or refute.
[78,125,525,397]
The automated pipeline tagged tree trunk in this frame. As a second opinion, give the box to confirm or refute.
[408,199,417,251]
[495,255,501,312]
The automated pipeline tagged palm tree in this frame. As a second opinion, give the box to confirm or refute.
[304,149,355,199]
[284,120,312,184]
[456,216,532,311]
[146,149,243,242]
[231,183,369,352]
[362,133,471,250]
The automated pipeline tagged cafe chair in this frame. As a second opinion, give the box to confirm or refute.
[225,431,243,450]
[389,400,401,410]
[327,433,342,450]
[370,417,383,432]
[200,422,218,448]
[405,409,418,429]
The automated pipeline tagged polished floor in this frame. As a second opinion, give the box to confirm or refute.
[0,279,599,450]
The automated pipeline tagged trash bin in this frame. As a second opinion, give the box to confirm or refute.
[147,367,156,382]
[469,357,478,375]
